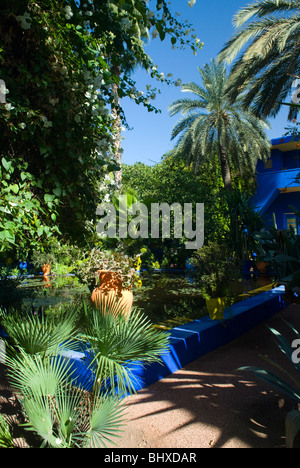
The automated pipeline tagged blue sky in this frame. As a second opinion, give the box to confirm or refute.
[121,0,291,166]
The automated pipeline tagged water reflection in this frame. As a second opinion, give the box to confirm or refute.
[15,272,274,328]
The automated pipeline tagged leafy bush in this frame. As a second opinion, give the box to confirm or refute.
[190,241,241,299]
[75,248,140,292]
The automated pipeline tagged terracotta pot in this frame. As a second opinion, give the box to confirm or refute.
[256,261,269,274]
[42,275,51,288]
[41,263,51,276]
[206,297,226,320]
[91,270,133,318]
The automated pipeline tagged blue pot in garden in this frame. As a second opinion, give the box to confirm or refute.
[19,261,28,270]
[185,258,194,271]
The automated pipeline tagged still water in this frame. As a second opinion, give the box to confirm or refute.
[9,272,274,328]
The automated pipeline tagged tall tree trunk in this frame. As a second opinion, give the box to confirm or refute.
[219,144,232,190]
[111,64,122,190]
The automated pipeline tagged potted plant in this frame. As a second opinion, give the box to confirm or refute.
[31,249,56,277]
[75,248,140,317]
[191,242,241,320]
[254,223,300,299]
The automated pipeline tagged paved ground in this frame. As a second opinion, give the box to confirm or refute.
[106,303,300,449]
[1,303,300,448]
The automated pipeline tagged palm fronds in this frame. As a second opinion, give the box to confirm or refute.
[79,302,170,396]
[0,307,79,357]
[218,0,300,119]
[240,319,300,448]
[0,414,14,448]
[0,298,170,447]
[169,59,270,188]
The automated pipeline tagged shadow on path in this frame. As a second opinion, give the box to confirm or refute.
[112,304,300,448]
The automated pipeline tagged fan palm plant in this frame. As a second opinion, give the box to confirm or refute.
[218,0,300,119]
[78,300,170,397]
[0,414,14,448]
[0,308,79,359]
[0,299,169,448]
[4,350,125,448]
[169,59,270,190]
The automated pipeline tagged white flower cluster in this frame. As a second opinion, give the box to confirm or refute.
[16,12,32,30]
[41,115,53,128]
[64,6,73,20]
[0,81,8,103]
[94,135,116,162]
[188,0,196,7]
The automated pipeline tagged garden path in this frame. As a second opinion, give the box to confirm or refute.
[107,303,300,449]
[1,303,300,448]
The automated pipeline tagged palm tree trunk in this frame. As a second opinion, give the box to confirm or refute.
[218,144,232,190]
[111,64,122,190]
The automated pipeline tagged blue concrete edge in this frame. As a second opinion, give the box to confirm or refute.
[62,285,287,394]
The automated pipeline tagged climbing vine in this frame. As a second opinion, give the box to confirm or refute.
[0,0,202,256]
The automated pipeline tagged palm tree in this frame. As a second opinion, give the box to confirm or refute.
[217,0,300,119]
[169,59,270,190]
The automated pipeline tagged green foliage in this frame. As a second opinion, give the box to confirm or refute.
[30,240,83,275]
[0,413,14,448]
[190,241,241,299]
[75,247,140,292]
[223,188,265,260]
[0,0,117,247]
[122,153,228,246]
[0,307,79,358]
[0,298,169,447]
[0,0,202,252]
[79,301,170,397]
[254,224,300,289]
[4,349,125,448]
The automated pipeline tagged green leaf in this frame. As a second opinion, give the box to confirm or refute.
[39,144,52,155]
[84,396,125,448]
[10,184,19,194]
[1,158,12,172]
[44,194,56,203]
[53,188,61,197]
[0,230,15,245]
[0,414,14,448]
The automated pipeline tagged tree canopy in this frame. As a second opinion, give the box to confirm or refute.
[0,0,202,256]
[169,60,270,190]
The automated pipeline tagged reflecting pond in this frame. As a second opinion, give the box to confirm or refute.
[6,271,274,329]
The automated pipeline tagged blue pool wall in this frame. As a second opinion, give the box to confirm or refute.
[64,285,287,394]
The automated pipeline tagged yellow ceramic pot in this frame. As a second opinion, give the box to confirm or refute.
[206,297,226,320]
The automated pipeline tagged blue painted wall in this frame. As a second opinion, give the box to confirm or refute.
[63,287,286,394]
[253,136,300,230]
[263,191,300,231]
